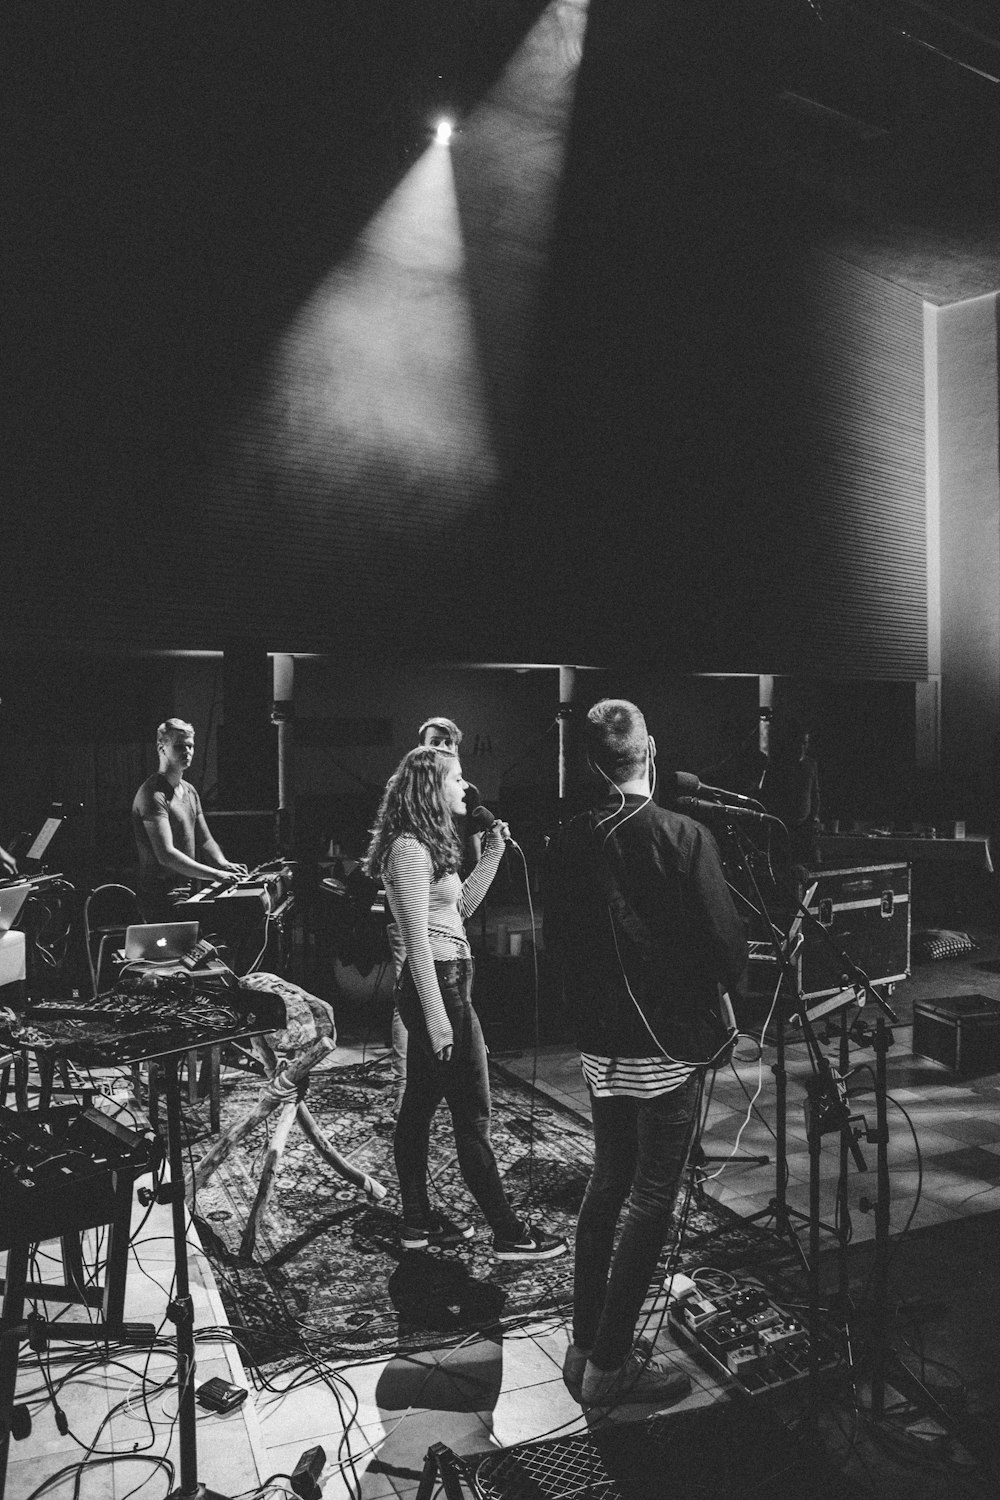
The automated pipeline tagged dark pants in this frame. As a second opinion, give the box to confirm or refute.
[394,958,523,1240]
[573,1073,699,1370]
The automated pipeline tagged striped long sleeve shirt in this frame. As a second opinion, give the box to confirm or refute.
[383,832,504,1054]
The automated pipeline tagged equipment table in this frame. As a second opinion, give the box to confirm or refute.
[0,980,287,1500]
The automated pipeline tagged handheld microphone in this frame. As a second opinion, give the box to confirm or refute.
[668,772,764,810]
[470,805,521,850]
[676,797,774,824]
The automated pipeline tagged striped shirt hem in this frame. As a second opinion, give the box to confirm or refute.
[581,1053,693,1099]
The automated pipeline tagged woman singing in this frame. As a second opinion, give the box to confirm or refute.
[365,746,566,1261]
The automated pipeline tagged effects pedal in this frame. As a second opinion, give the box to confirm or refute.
[700,1318,751,1361]
[727,1344,772,1377]
[729,1287,769,1316]
[180,938,218,969]
[760,1320,808,1354]
[744,1307,781,1333]
[196,1377,247,1413]
[667,1276,837,1395]
[681,1297,719,1333]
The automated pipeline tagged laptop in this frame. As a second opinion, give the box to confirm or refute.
[0,884,31,935]
[124,921,200,963]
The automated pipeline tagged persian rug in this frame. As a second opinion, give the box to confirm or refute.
[189,1054,790,1368]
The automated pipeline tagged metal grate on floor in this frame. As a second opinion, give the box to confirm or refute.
[470,1430,622,1500]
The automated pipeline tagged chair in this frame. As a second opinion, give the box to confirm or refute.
[83,883,147,1109]
[82,883,222,1134]
[83,883,142,998]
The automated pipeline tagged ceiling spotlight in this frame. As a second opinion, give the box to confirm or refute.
[435,119,453,145]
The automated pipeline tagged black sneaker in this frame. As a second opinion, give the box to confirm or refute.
[492,1225,567,1261]
[400,1211,475,1251]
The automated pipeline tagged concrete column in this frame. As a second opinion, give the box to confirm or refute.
[758,674,774,762]
[557,665,578,817]
[272,653,295,849]
[933,293,1000,824]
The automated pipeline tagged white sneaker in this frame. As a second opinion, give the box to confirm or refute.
[562,1342,590,1402]
[581,1346,691,1408]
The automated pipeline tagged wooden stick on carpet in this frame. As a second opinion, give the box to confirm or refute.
[187,1034,387,1257]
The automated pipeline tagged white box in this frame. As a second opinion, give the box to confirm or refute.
[0,929,26,985]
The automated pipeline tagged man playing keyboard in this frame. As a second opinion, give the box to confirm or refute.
[132,718,247,921]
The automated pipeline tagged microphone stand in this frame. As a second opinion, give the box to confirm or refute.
[692,820,948,1424]
[791,914,956,1433]
[729,883,872,1418]
[690,807,773,1173]
[698,813,815,1275]
[687,803,868,1410]
[677,810,815,1278]
[161,1051,229,1500]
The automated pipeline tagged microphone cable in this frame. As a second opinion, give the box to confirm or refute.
[497,833,547,1232]
[470,805,559,1238]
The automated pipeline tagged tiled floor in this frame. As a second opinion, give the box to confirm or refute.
[5,926,1000,1497]
[0,1173,270,1500]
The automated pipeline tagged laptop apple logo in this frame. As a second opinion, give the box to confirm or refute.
[156,937,168,949]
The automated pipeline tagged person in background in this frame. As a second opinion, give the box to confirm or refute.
[365,744,566,1261]
[545,699,746,1409]
[417,716,483,872]
[417,716,461,753]
[131,718,247,921]
[759,717,821,871]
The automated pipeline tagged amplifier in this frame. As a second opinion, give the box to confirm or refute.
[747,863,910,1003]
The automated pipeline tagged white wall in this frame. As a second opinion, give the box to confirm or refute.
[931,293,1000,824]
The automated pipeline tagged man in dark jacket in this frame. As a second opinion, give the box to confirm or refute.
[545,698,747,1410]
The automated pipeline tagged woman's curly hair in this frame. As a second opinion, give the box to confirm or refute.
[364,746,462,880]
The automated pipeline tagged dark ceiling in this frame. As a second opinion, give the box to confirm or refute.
[755,0,1000,302]
[4,0,999,665]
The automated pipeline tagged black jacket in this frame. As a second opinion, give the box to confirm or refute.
[543,796,748,1060]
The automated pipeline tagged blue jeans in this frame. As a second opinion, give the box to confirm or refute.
[394,958,523,1240]
[573,1073,699,1370]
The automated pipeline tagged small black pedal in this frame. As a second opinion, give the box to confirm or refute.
[196,1376,248,1413]
[120,1322,158,1345]
[291,1444,326,1500]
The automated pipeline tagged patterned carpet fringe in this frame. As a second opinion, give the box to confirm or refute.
[190,1054,793,1367]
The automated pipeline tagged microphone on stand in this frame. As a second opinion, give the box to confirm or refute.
[667,771,764,809]
[470,805,521,851]
[676,797,775,825]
